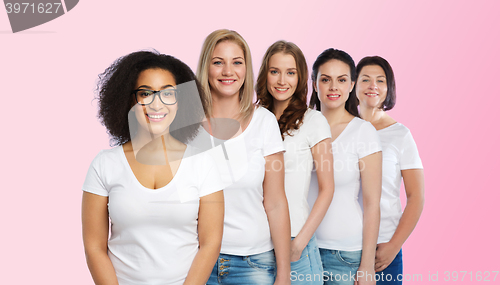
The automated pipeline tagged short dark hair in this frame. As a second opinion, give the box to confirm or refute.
[356,56,396,111]
[96,50,205,146]
[309,48,358,117]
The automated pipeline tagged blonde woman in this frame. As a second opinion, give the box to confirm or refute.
[256,40,334,284]
[196,30,291,285]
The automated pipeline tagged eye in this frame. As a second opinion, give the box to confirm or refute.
[321,78,330,83]
[137,90,153,98]
[213,61,222,65]
[362,79,369,82]
[270,70,278,75]
[339,78,346,83]
[160,89,176,98]
[234,61,244,65]
[287,71,296,76]
[377,79,386,83]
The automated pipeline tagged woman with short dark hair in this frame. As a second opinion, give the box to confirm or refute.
[355,56,424,285]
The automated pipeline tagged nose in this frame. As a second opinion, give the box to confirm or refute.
[149,93,164,111]
[278,73,285,85]
[369,80,378,90]
[329,80,338,91]
[222,64,234,76]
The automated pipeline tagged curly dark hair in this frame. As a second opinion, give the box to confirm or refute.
[256,41,308,139]
[355,56,396,111]
[96,50,206,146]
[309,48,359,117]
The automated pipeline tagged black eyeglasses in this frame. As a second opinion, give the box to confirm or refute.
[133,88,178,105]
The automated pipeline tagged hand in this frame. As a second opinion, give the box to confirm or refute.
[290,238,306,262]
[375,242,400,272]
[355,266,376,285]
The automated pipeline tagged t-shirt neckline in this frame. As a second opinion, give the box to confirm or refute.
[332,117,357,144]
[119,144,190,192]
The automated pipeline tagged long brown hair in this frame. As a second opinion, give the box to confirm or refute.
[256,40,308,139]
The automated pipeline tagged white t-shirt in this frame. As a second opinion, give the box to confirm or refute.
[190,106,285,255]
[283,109,331,237]
[82,145,222,285]
[309,117,381,251]
[377,123,423,244]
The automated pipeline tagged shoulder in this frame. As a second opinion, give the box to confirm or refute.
[254,105,276,121]
[89,146,123,168]
[353,117,377,133]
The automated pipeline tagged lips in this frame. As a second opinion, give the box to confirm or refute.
[146,113,167,122]
[326,94,341,100]
[365,93,379,97]
[219,79,237,85]
[274,87,289,93]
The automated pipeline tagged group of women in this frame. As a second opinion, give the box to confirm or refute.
[82,29,425,285]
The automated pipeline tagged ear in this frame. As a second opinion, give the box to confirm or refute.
[349,81,355,93]
[313,80,318,92]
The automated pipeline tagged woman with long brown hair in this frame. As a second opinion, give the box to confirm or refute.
[256,40,334,284]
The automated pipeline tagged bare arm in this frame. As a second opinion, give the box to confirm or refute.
[263,152,291,285]
[184,190,224,285]
[82,192,119,285]
[291,139,334,261]
[375,169,424,272]
[357,152,382,285]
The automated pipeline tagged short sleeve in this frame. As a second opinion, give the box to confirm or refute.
[356,120,382,158]
[262,111,285,157]
[306,110,332,147]
[82,151,109,197]
[399,131,423,170]
[198,153,224,197]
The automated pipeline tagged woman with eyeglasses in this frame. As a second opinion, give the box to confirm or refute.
[82,50,224,285]
[308,48,382,285]
[355,56,424,285]
[196,29,291,285]
[256,40,334,285]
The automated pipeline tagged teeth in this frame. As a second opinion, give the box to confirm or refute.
[148,114,166,119]
[276,88,288,91]
[221,80,234,83]
[327,95,340,97]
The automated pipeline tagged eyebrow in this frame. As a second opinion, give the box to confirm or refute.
[212,56,244,61]
[136,84,175,89]
[269,67,297,70]
[361,74,386,78]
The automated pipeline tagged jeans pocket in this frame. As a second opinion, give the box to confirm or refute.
[247,250,276,271]
[337,250,362,268]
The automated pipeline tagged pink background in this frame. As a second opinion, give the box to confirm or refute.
[1,0,499,283]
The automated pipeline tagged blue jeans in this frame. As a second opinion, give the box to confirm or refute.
[376,249,403,284]
[207,250,276,284]
[290,235,323,284]
[319,248,362,285]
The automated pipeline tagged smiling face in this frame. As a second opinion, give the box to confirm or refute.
[132,68,178,137]
[208,40,246,99]
[356,65,388,109]
[314,59,355,110]
[266,52,298,105]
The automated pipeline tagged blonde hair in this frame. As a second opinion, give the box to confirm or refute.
[197,29,254,120]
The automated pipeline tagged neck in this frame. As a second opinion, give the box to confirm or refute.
[359,104,386,124]
[131,128,174,154]
[320,103,351,125]
[211,93,241,119]
[272,99,289,120]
